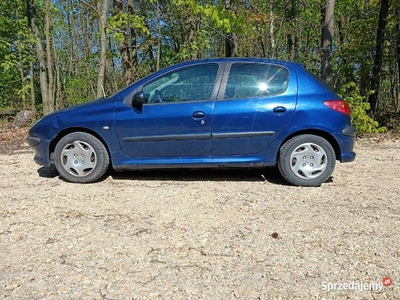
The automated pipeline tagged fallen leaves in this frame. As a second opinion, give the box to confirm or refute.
[0,125,29,154]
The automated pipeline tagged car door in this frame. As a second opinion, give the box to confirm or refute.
[115,63,221,158]
[211,62,297,156]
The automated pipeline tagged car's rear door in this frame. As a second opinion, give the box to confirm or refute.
[210,62,297,156]
[115,63,222,158]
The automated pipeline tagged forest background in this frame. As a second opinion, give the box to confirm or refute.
[0,0,399,134]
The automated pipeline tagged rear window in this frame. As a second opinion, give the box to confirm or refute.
[224,63,289,99]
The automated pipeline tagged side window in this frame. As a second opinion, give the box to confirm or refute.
[224,63,289,99]
[142,64,219,103]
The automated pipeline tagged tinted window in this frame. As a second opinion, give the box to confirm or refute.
[224,63,289,99]
[142,64,219,103]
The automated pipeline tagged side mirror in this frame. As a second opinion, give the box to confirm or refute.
[132,91,145,107]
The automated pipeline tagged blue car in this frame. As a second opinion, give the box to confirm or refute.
[26,58,356,186]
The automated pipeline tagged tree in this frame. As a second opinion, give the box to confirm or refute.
[396,7,400,109]
[44,0,54,113]
[321,0,336,83]
[110,0,139,85]
[15,0,28,110]
[368,0,390,116]
[26,0,50,115]
[97,0,109,98]
[77,0,109,98]
[224,0,238,57]
[286,0,298,60]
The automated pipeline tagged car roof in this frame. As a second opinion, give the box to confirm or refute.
[175,57,302,68]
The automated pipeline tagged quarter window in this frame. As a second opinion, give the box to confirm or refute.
[142,64,219,103]
[224,63,289,99]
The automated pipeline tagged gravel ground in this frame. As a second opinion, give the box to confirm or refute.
[0,138,399,299]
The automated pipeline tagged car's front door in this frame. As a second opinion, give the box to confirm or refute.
[115,63,221,158]
[211,62,297,156]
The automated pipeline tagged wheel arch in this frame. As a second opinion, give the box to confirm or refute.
[49,127,112,163]
[277,129,341,161]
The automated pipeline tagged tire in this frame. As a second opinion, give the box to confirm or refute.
[54,132,110,183]
[277,134,336,187]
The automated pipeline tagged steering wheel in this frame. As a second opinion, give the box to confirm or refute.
[154,89,164,103]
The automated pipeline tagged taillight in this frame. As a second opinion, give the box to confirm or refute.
[324,100,351,116]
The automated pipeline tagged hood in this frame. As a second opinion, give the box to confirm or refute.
[59,97,111,113]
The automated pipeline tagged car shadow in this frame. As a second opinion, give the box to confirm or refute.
[36,165,292,186]
[37,166,333,186]
[109,167,290,185]
[37,165,59,178]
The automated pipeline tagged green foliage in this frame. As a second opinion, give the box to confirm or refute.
[339,83,387,134]
[0,0,398,128]
[0,0,32,111]
[172,0,245,34]
[109,12,150,43]
[64,77,94,107]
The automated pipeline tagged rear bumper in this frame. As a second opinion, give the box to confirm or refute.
[337,126,356,163]
[340,151,356,162]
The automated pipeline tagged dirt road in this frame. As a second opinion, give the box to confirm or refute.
[1,138,399,299]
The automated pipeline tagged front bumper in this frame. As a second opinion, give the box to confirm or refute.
[26,135,52,166]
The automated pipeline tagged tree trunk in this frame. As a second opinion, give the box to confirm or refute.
[16,4,26,110]
[396,8,400,110]
[224,0,238,57]
[286,0,297,60]
[30,61,36,115]
[97,0,108,98]
[66,0,74,78]
[321,0,335,84]
[259,37,266,58]
[185,12,197,59]
[26,0,49,116]
[112,0,138,86]
[127,0,138,83]
[44,0,54,113]
[269,0,275,58]
[156,0,161,70]
[368,0,390,116]
[53,37,62,110]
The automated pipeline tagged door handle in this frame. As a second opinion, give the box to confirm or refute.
[273,106,286,114]
[192,111,205,118]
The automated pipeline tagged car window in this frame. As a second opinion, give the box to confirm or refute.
[142,63,219,103]
[224,63,289,99]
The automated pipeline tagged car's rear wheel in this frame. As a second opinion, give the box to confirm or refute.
[54,132,110,183]
[278,134,336,187]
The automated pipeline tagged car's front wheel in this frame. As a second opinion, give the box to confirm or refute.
[54,132,110,183]
[278,134,336,187]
